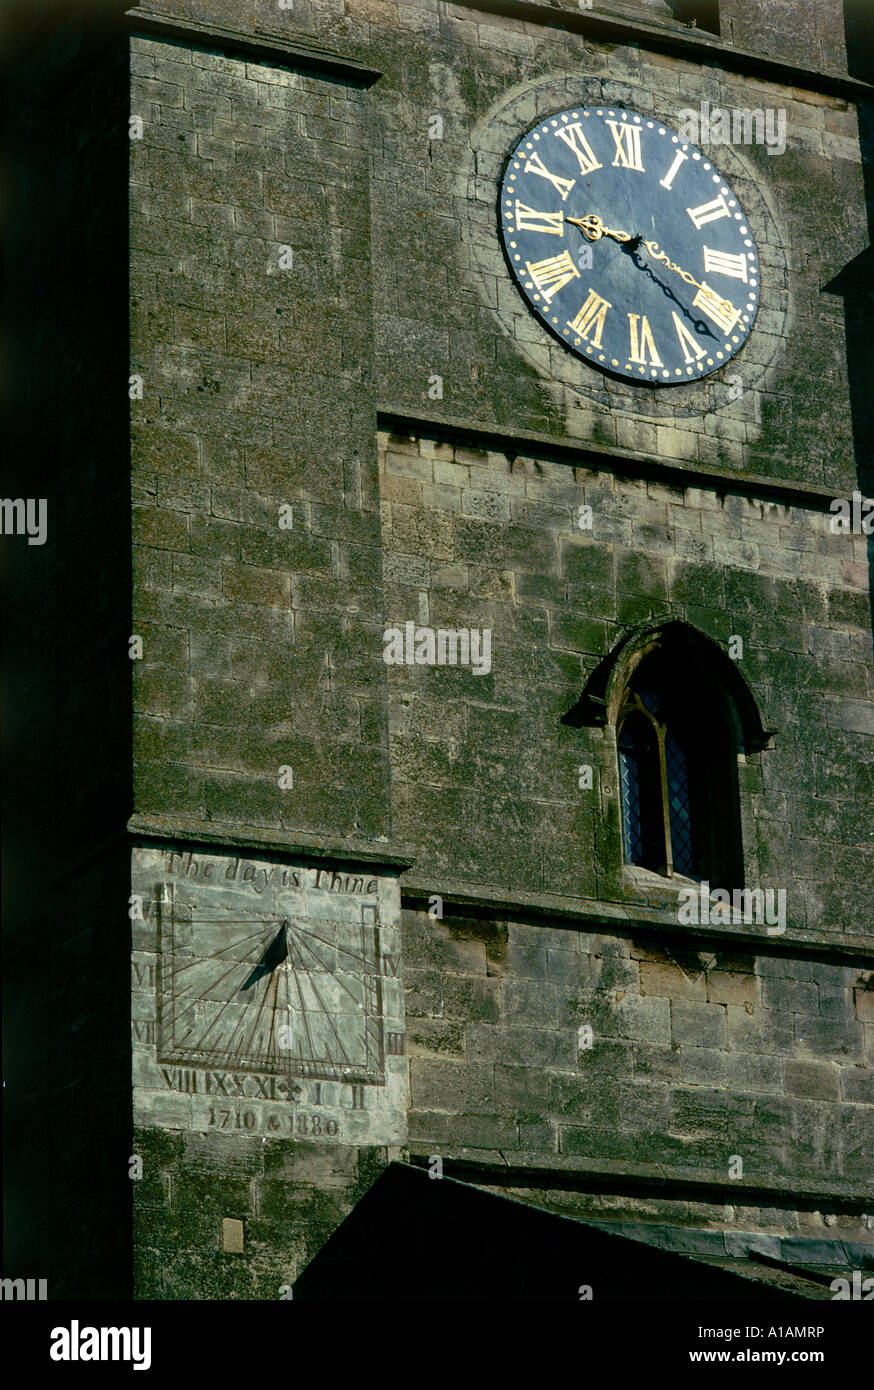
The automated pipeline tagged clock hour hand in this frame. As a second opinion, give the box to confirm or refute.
[240,920,289,991]
[567,213,638,246]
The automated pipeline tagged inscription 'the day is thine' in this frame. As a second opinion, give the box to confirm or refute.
[166,852,378,897]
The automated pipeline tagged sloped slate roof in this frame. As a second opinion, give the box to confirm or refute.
[293,1162,819,1302]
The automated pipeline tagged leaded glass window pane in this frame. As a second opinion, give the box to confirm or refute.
[665,731,694,876]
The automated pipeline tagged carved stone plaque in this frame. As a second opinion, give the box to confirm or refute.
[131,847,407,1145]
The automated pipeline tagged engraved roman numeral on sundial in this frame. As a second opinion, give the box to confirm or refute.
[514,200,564,235]
[702,246,748,281]
[628,313,662,366]
[554,122,602,174]
[525,250,580,302]
[566,288,612,347]
[522,151,575,200]
[605,120,644,171]
[687,195,730,229]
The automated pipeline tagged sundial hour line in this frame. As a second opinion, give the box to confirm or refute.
[168,917,370,975]
[162,902,378,1076]
[169,919,359,979]
[178,989,247,1054]
[169,924,278,975]
[186,944,293,1064]
[302,927,372,968]
[241,959,282,1061]
[291,973,318,1064]
[290,959,355,1067]
[171,955,255,1010]
[169,922,302,996]
[291,930,368,1008]
[289,959,342,1057]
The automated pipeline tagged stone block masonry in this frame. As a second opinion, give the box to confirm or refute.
[403,908,874,1209]
[130,34,391,845]
[119,0,874,1296]
[379,431,873,942]
[5,0,856,1301]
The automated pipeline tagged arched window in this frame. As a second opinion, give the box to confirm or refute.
[618,687,694,876]
[615,646,743,887]
[568,619,773,898]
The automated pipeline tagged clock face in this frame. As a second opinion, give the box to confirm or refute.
[499,106,760,385]
[158,900,385,1084]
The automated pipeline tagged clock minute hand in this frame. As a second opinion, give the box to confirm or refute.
[641,241,704,292]
[568,214,736,322]
[641,240,733,326]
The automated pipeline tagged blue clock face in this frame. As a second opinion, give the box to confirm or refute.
[499,107,760,385]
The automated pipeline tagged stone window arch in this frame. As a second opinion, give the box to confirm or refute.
[568,621,773,901]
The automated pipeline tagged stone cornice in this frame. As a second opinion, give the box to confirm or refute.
[127,812,414,869]
[125,5,382,85]
[456,0,874,102]
[378,406,845,512]
[406,1147,874,1207]
[400,873,874,965]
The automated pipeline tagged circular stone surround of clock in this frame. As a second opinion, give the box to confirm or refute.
[499,106,760,386]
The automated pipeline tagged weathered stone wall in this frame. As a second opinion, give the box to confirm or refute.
[403,907,873,1221]
[130,33,389,842]
[127,5,871,834]
[116,0,874,1297]
[133,1126,390,1298]
[380,430,873,942]
[719,0,848,70]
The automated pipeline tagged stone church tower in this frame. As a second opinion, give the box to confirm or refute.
[2,0,873,1299]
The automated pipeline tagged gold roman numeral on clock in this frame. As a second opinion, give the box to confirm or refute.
[523,152,576,201]
[692,283,741,334]
[702,246,748,281]
[671,311,707,363]
[525,250,580,302]
[686,195,730,229]
[554,122,603,175]
[567,288,612,348]
[605,120,644,172]
[514,200,564,235]
[659,149,688,190]
[628,313,662,366]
